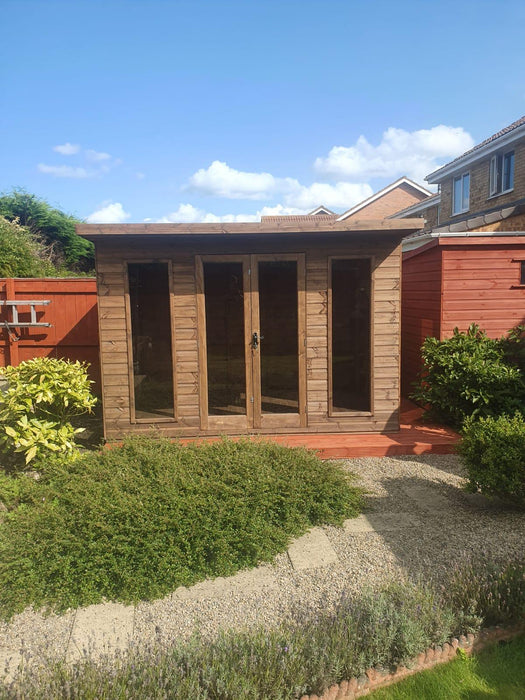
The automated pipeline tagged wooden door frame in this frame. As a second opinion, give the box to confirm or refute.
[196,255,253,431]
[251,253,306,429]
[196,252,306,432]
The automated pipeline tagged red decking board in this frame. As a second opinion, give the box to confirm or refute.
[178,403,459,459]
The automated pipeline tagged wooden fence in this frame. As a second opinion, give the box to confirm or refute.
[0,278,100,390]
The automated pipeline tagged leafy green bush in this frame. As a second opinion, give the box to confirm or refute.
[411,324,525,427]
[0,357,97,466]
[0,216,56,278]
[458,413,525,504]
[0,189,94,272]
[0,437,363,618]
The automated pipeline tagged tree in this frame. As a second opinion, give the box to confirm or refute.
[0,216,56,277]
[0,189,94,272]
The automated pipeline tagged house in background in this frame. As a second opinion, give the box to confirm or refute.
[261,177,432,226]
[395,116,525,395]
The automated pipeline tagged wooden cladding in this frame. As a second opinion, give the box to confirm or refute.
[95,234,402,439]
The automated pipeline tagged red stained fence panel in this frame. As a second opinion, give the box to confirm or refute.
[0,278,100,392]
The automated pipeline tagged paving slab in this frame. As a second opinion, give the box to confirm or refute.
[344,512,417,534]
[401,483,452,511]
[172,564,277,600]
[287,527,338,570]
[67,602,134,661]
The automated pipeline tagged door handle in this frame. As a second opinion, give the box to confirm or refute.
[252,331,264,349]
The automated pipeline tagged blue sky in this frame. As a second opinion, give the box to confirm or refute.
[2,0,524,223]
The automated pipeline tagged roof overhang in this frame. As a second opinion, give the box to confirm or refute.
[403,229,525,254]
[77,218,424,242]
[426,122,525,184]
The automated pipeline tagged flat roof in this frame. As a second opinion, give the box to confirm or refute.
[77,218,424,241]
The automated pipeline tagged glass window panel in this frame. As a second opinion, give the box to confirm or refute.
[203,262,246,416]
[453,176,462,214]
[331,259,371,412]
[258,260,299,414]
[462,173,470,211]
[128,262,174,420]
[503,151,514,191]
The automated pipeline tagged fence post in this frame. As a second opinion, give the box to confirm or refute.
[4,278,19,366]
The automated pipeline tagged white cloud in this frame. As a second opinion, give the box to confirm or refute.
[37,163,91,178]
[314,125,474,183]
[85,149,112,162]
[135,172,145,180]
[283,181,373,210]
[40,144,121,178]
[185,159,373,211]
[188,160,278,200]
[53,142,80,155]
[86,202,131,224]
[157,203,260,223]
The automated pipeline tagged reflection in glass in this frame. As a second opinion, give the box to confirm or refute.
[258,260,299,413]
[331,259,371,412]
[204,262,246,415]
[128,262,174,420]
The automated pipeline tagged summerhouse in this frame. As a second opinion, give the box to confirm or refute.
[78,219,421,440]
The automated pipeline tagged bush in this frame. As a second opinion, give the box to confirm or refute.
[0,437,363,618]
[0,357,97,467]
[0,216,56,277]
[443,554,525,633]
[458,413,525,504]
[411,324,525,428]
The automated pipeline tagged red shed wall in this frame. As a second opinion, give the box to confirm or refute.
[401,243,442,396]
[0,278,100,391]
[441,239,525,337]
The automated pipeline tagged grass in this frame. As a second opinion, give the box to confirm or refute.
[368,635,525,699]
[0,436,363,618]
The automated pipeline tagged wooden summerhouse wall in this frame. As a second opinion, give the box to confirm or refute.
[95,233,402,439]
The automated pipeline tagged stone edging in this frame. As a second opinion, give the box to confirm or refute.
[299,623,525,700]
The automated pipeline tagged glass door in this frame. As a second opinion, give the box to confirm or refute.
[197,254,305,431]
[251,255,306,429]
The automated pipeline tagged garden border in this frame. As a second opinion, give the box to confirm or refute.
[299,623,525,700]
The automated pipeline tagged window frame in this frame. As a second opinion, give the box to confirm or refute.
[124,259,178,424]
[489,150,514,198]
[327,255,374,418]
[452,172,470,215]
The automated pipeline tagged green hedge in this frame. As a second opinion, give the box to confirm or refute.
[459,413,525,504]
[411,324,525,428]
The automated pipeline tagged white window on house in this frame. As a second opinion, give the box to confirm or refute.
[452,172,470,215]
[489,151,514,196]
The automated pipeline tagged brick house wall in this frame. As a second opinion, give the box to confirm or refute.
[345,183,428,219]
[440,140,525,223]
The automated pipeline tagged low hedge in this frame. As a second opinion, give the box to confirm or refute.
[3,555,524,699]
[0,437,363,618]
[459,413,525,505]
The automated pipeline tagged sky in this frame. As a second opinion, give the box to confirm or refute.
[1,0,525,224]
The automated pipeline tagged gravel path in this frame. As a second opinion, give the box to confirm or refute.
[1,454,524,676]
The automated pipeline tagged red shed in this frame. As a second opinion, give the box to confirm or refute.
[401,232,525,396]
